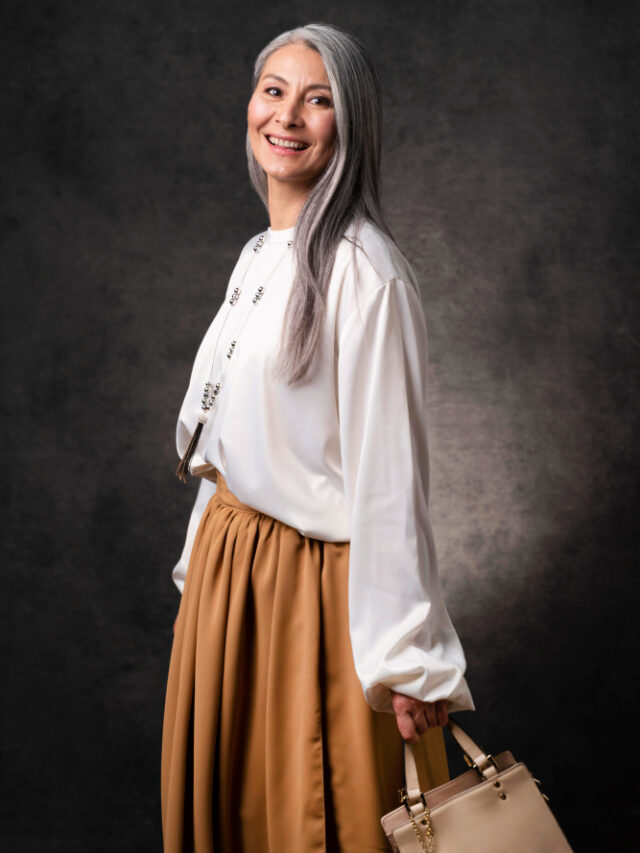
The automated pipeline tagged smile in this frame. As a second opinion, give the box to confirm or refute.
[266,135,310,150]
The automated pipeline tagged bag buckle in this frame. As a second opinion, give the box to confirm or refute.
[399,786,427,815]
[463,751,499,778]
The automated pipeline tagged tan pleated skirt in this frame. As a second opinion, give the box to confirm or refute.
[161,471,450,852]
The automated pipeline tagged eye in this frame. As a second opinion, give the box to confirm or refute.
[264,86,281,96]
[309,95,332,107]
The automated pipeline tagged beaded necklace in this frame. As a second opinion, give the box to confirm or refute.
[175,232,293,482]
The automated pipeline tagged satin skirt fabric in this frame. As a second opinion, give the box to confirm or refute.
[161,471,450,852]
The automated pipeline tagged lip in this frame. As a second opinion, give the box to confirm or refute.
[263,133,310,156]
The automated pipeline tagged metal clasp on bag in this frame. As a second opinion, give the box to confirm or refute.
[462,751,499,779]
[398,786,427,815]
[533,776,551,802]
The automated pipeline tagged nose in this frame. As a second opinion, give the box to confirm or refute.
[275,96,303,127]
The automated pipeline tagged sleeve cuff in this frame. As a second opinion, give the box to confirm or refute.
[362,672,476,715]
[171,558,188,594]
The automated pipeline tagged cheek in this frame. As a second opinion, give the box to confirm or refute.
[318,115,337,150]
[247,98,269,133]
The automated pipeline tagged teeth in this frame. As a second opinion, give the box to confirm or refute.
[268,135,308,150]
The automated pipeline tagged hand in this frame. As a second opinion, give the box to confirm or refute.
[391,690,449,743]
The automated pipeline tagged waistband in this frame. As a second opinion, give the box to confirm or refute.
[212,468,264,515]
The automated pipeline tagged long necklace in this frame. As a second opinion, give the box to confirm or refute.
[175,232,293,482]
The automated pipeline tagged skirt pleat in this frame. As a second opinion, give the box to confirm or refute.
[161,471,450,852]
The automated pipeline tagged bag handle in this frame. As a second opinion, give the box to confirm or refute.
[403,713,499,805]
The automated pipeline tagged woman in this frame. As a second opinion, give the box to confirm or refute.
[162,22,475,852]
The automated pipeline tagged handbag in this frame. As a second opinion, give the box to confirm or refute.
[380,714,574,852]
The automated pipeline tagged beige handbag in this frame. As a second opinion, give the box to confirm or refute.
[381,715,574,852]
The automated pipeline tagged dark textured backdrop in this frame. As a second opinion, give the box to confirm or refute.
[2,0,638,850]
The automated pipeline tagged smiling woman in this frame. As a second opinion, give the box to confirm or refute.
[247,44,337,206]
[161,21,475,853]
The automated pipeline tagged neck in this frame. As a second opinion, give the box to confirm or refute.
[267,178,311,230]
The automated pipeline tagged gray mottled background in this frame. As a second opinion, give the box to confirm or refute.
[2,0,638,850]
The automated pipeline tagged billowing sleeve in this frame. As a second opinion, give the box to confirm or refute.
[337,277,475,715]
[171,476,217,593]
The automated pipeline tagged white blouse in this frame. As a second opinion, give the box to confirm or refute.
[173,218,475,715]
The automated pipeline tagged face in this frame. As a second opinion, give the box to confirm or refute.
[247,43,337,193]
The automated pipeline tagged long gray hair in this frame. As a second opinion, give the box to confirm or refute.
[246,22,400,385]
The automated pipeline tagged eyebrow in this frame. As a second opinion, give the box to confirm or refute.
[261,73,332,91]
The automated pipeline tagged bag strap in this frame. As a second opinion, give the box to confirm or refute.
[403,740,423,803]
[446,715,499,778]
[403,714,499,805]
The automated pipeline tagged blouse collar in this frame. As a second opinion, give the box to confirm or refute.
[265,224,296,244]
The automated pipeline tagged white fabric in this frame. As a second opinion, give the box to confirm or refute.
[172,218,475,715]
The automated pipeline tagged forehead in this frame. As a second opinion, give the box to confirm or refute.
[261,43,329,84]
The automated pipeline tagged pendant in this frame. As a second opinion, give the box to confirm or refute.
[202,381,221,411]
[175,418,205,483]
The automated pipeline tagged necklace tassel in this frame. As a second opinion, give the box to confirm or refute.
[174,233,292,484]
[175,420,204,483]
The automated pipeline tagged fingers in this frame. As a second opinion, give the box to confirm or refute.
[435,699,449,727]
[394,709,422,743]
[424,703,438,728]
[390,691,450,743]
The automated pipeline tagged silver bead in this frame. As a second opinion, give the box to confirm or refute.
[202,377,222,410]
